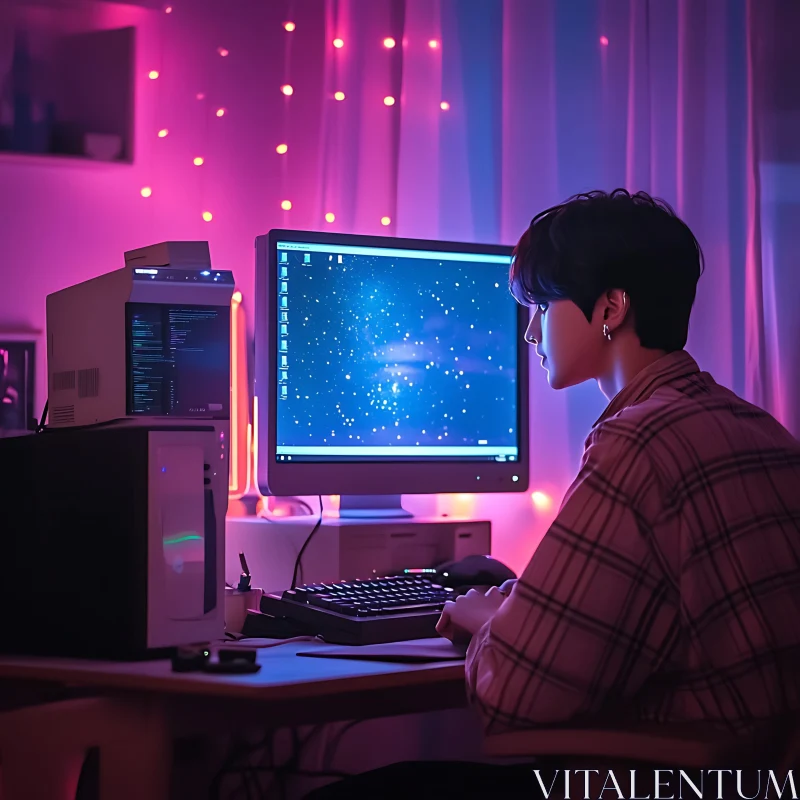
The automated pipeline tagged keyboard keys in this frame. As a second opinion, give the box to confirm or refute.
[307,595,337,609]
[259,575,458,644]
[277,576,450,620]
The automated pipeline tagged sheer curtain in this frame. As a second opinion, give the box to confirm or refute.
[284,0,796,563]
[0,1,792,568]
[170,0,795,566]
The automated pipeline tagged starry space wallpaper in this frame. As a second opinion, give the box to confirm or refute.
[275,248,519,457]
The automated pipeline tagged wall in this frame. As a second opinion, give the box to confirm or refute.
[2,0,796,577]
[0,0,556,573]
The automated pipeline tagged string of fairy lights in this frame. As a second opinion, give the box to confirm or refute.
[133,3,600,516]
[138,6,453,227]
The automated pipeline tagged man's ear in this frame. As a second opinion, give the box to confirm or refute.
[603,288,629,334]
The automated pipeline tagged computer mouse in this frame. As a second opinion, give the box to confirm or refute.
[434,554,516,589]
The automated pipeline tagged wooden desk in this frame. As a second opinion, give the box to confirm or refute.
[0,641,467,800]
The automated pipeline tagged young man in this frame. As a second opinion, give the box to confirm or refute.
[308,190,800,798]
[438,189,800,737]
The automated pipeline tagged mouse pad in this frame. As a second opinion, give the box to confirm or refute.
[296,638,467,663]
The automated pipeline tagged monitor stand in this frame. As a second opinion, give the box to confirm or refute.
[338,494,412,519]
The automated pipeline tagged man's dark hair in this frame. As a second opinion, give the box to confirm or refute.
[509,189,704,352]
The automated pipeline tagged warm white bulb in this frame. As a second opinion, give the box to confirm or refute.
[157,128,169,138]
[428,39,439,49]
[531,491,553,511]
[334,91,346,101]
[284,21,296,32]
[148,70,159,79]
[218,47,229,57]
[440,101,450,111]
[281,84,294,96]
[140,187,152,198]
[325,212,335,223]
[202,211,213,222]
[232,290,243,304]
[381,216,391,226]
[276,143,288,154]
[193,156,204,166]
[216,107,226,117]
[383,96,395,106]
[164,5,173,13]
[383,37,396,48]
[281,200,293,211]
[333,38,344,48]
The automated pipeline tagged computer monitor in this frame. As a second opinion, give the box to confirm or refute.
[46,242,234,429]
[254,230,529,517]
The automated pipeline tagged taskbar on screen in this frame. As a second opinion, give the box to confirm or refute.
[274,454,518,464]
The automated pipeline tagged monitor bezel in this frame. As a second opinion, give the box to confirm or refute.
[255,229,529,497]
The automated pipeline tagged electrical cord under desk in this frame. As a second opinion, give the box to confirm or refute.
[211,722,360,800]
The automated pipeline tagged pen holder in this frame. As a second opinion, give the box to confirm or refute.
[224,587,263,635]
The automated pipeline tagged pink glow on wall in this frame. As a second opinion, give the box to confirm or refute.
[436,493,477,519]
[0,0,796,579]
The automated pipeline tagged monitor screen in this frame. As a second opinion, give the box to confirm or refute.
[273,238,518,463]
[126,303,230,417]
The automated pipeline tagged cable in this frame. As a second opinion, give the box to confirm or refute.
[322,720,366,772]
[225,636,323,650]
[239,767,256,800]
[210,731,271,800]
[262,725,336,798]
[213,724,356,799]
[290,495,323,589]
[35,398,48,433]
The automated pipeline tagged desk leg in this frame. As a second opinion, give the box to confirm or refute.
[0,697,171,800]
[0,741,85,800]
[98,701,171,800]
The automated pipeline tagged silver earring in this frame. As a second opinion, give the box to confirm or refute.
[622,292,627,306]
[603,323,612,341]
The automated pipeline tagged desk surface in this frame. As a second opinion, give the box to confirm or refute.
[0,642,472,800]
[0,640,465,703]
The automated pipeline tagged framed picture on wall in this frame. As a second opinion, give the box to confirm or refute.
[0,332,38,437]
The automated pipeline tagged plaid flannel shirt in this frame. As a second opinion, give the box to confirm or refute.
[466,350,800,734]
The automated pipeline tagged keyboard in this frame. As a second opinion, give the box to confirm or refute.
[258,576,455,645]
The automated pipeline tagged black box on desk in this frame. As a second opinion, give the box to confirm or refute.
[0,424,227,659]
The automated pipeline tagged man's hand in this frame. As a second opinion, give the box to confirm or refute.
[436,586,506,644]
[498,578,517,596]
